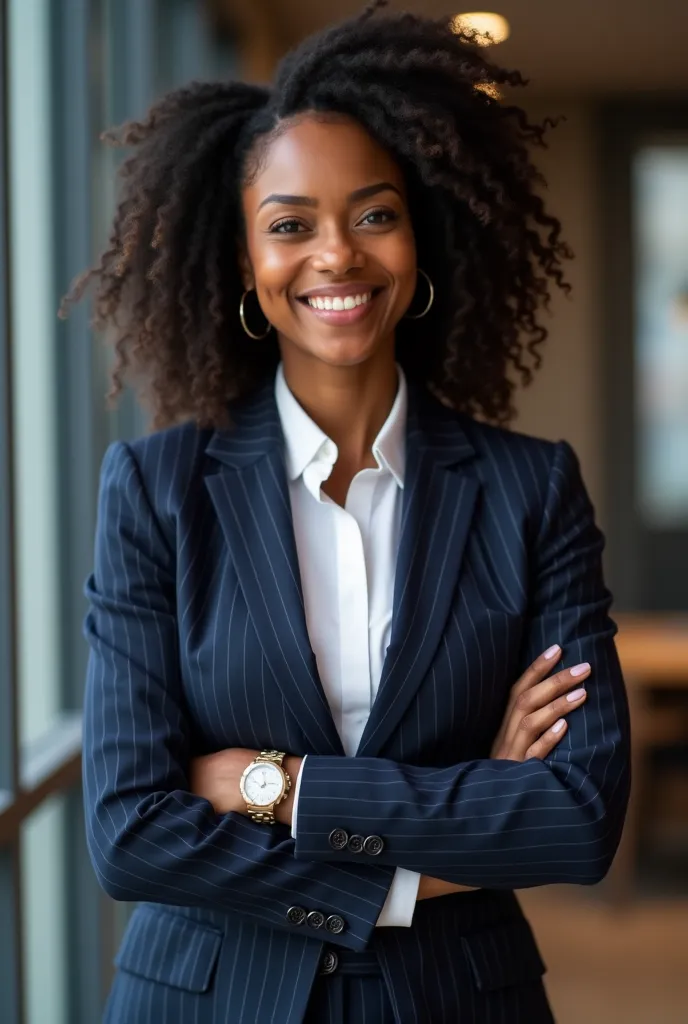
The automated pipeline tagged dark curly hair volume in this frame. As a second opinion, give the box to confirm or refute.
[61,0,572,431]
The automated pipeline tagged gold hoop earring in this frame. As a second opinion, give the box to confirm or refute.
[239,289,272,339]
[405,268,434,320]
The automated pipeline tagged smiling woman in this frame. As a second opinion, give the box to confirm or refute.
[60,0,573,432]
[239,116,417,390]
[64,2,630,1023]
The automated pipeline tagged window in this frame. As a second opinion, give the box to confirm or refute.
[600,101,688,611]
[0,2,236,1020]
[633,144,688,529]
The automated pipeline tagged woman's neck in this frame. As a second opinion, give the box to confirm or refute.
[279,345,399,469]
[279,343,399,507]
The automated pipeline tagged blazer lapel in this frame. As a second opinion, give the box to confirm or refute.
[356,387,479,757]
[204,384,345,756]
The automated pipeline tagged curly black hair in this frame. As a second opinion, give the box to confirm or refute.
[61,0,572,431]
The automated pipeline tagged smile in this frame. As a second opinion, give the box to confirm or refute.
[306,292,372,311]
[297,287,383,325]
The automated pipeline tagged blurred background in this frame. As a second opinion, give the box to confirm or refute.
[0,1,687,1022]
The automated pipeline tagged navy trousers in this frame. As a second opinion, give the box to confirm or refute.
[304,948,395,1024]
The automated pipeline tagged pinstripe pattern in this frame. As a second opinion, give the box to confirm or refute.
[84,376,630,1023]
[304,972,395,1023]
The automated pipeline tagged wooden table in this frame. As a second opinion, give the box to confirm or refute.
[608,613,688,903]
[615,614,688,686]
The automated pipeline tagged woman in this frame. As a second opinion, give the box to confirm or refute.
[69,3,631,1022]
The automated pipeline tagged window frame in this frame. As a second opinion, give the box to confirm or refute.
[0,0,24,1013]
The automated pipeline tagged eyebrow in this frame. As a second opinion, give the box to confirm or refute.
[256,181,402,212]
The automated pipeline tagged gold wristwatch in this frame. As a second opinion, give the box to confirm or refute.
[239,750,292,825]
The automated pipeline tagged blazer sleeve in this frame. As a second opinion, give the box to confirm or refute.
[293,440,632,889]
[82,440,393,952]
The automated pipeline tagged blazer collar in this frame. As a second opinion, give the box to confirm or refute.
[273,361,408,489]
[204,372,475,473]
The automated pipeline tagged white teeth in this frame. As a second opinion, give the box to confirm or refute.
[306,291,373,310]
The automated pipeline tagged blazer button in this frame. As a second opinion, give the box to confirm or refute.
[306,910,325,930]
[325,914,346,935]
[328,828,349,851]
[319,950,339,976]
[364,835,385,856]
[347,834,365,854]
[287,906,307,926]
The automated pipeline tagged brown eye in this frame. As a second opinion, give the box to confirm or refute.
[270,219,307,234]
[359,208,398,227]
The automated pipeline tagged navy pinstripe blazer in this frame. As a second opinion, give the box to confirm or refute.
[83,376,631,1024]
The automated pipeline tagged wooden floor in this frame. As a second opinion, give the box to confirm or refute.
[519,887,688,1024]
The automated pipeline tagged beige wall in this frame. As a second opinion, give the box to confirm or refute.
[511,100,606,526]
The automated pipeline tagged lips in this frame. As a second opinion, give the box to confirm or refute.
[296,286,383,325]
[305,291,373,311]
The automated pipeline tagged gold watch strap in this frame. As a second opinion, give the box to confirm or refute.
[258,749,286,766]
[247,808,278,825]
[246,751,290,825]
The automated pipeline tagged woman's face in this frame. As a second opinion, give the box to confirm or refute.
[240,114,417,371]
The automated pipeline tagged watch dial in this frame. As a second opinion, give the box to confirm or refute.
[244,763,283,806]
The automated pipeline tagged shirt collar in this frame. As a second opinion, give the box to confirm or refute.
[274,362,407,488]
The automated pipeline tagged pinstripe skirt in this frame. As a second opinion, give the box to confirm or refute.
[304,947,395,1024]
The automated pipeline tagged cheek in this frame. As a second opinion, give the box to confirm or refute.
[381,231,418,303]
[245,234,297,299]
[256,250,295,289]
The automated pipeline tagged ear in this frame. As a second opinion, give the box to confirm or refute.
[237,244,254,292]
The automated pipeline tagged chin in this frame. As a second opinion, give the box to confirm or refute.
[303,332,387,368]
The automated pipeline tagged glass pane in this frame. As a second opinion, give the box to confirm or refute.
[7,0,62,744]
[633,144,688,527]
[21,794,67,1024]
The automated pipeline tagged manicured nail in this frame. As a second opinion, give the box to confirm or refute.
[544,644,561,660]
[570,662,590,677]
[552,719,566,733]
[566,687,586,702]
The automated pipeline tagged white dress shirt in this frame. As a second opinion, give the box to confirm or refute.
[274,362,421,927]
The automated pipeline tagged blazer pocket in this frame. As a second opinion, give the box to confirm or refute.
[115,905,223,993]
[461,917,546,992]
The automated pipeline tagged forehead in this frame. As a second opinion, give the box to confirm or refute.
[244,114,406,203]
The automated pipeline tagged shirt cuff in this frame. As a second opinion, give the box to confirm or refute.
[290,754,307,839]
[375,868,420,927]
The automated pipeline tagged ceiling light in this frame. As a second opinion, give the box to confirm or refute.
[475,81,501,100]
[451,12,511,46]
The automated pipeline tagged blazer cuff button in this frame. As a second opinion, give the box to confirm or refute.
[325,914,346,935]
[328,828,349,851]
[347,834,365,854]
[363,835,385,856]
[307,910,325,930]
[287,906,307,926]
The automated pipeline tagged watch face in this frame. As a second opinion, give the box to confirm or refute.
[243,762,284,807]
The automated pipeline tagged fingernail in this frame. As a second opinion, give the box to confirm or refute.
[552,719,566,733]
[566,687,586,702]
[544,644,561,660]
[570,662,590,677]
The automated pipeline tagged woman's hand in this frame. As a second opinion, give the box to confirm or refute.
[189,747,255,816]
[418,645,590,900]
[189,748,302,826]
[489,644,590,761]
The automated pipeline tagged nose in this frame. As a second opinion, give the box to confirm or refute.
[312,223,364,275]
